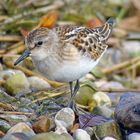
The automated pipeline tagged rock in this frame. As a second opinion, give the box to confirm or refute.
[102,137,117,140]
[55,120,68,134]
[86,120,122,140]
[7,122,35,137]
[28,76,51,91]
[128,133,140,140]
[2,132,30,140]
[0,130,5,138]
[107,92,123,106]
[5,73,30,96]
[100,81,124,90]
[0,69,24,80]
[55,108,75,131]
[73,129,91,140]
[113,28,128,38]
[115,93,140,131]
[32,116,51,133]
[0,115,28,126]
[75,83,95,106]
[0,90,15,103]
[93,105,113,118]
[99,48,123,67]
[30,132,73,140]
[0,119,11,133]
[92,92,111,107]
[123,41,140,55]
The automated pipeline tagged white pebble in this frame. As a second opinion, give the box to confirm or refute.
[102,137,117,140]
[73,129,91,140]
[55,108,75,130]
[128,133,140,140]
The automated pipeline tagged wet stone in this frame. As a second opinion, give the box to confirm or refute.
[4,73,30,96]
[115,92,140,131]
[0,119,11,133]
[86,120,122,140]
[30,132,73,140]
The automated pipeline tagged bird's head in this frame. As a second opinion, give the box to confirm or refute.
[14,27,57,65]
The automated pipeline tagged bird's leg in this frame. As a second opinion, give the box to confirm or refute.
[69,81,73,98]
[68,80,80,113]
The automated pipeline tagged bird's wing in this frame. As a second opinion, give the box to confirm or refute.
[55,18,115,60]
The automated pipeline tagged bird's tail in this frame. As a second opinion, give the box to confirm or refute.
[98,18,115,41]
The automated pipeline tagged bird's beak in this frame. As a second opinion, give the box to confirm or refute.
[14,49,31,65]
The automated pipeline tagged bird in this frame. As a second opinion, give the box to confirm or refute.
[14,18,115,112]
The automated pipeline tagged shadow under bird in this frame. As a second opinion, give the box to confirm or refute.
[14,18,115,112]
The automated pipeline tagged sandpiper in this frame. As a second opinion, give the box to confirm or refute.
[14,18,115,111]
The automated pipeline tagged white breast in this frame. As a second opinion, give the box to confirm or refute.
[52,56,99,82]
[32,51,105,83]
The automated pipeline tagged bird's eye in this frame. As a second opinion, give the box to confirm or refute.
[37,41,43,46]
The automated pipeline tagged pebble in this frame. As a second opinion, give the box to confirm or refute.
[115,93,140,131]
[0,115,28,125]
[7,122,35,137]
[30,131,73,140]
[28,76,51,91]
[128,133,140,140]
[88,120,122,140]
[73,129,91,140]
[2,132,30,140]
[102,137,117,140]
[92,92,111,107]
[5,73,30,96]
[32,116,51,133]
[55,108,75,130]
[75,83,95,105]
[93,105,113,118]
[0,119,11,133]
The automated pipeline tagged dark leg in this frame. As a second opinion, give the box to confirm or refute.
[69,81,73,98]
[68,80,80,113]
[71,80,80,100]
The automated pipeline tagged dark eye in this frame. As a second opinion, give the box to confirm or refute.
[37,41,43,46]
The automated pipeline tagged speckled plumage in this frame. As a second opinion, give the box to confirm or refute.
[23,18,114,83]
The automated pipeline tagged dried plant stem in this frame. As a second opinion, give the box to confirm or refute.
[97,88,140,93]
[1,1,64,26]
[6,45,25,54]
[0,102,16,111]
[0,35,22,42]
[102,56,140,74]
[0,111,33,115]
[29,91,65,105]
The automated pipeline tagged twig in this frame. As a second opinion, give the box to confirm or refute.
[0,102,16,111]
[102,56,140,74]
[126,60,140,71]
[6,45,25,54]
[0,1,64,26]
[0,35,22,42]
[6,41,23,50]
[97,88,140,93]
[0,111,33,115]
[28,91,66,105]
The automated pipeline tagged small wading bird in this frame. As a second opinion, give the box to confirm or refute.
[14,18,115,112]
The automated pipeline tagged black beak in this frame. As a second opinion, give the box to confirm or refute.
[14,49,31,66]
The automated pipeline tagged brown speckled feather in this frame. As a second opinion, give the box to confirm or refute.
[55,18,114,60]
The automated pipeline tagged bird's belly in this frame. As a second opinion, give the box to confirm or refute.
[33,56,100,83]
[52,58,99,82]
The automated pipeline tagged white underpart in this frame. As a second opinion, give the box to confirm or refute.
[32,50,106,83]
[52,55,100,82]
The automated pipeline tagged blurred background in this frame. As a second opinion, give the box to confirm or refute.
[0,0,140,139]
